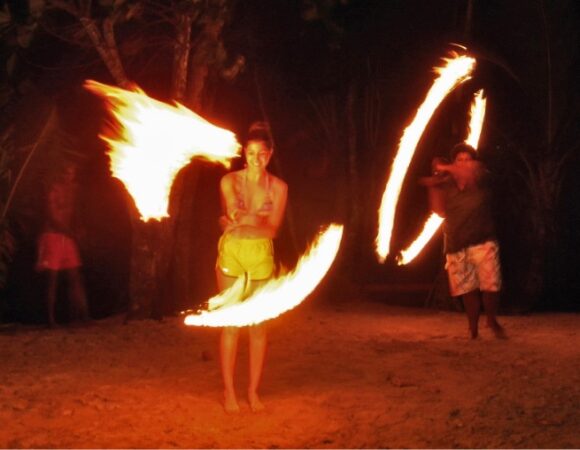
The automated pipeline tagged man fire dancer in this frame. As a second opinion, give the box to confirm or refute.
[421,143,505,339]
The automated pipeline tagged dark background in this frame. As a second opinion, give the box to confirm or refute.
[1,0,579,323]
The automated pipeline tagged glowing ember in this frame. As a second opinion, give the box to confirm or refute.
[375,53,475,263]
[184,224,344,327]
[465,89,486,148]
[396,213,445,265]
[85,80,241,221]
[397,89,487,265]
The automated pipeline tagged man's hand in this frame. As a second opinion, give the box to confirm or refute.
[431,156,450,176]
[418,157,451,187]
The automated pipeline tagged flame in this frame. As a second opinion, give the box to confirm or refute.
[465,89,486,148]
[184,224,344,327]
[375,54,475,263]
[396,213,445,265]
[397,89,487,265]
[85,80,241,221]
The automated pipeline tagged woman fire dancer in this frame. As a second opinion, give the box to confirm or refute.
[216,121,288,413]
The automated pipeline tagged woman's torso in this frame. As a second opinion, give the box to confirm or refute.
[227,169,276,239]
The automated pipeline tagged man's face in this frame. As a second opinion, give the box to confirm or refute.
[454,151,474,166]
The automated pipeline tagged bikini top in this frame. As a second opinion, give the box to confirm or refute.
[235,170,274,215]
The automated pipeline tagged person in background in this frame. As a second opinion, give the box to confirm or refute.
[215,122,288,412]
[421,143,505,339]
[36,162,89,327]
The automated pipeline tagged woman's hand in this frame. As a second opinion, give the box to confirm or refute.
[218,215,233,231]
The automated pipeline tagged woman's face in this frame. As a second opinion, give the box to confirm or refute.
[245,141,272,170]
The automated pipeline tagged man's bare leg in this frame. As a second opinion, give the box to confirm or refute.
[217,269,240,413]
[482,291,506,338]
[462,290,481,339]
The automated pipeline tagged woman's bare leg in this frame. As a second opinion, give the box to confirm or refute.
[217,269,241,412]
[248,324,266,412]
[221,326,241,412]
[248,279,267,412]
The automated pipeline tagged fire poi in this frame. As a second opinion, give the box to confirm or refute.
[184,224,344,327]
[397,89,487,265]
[375,51,479,263]
[84,80,241,221]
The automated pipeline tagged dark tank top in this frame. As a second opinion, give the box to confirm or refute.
[443,181,496,254]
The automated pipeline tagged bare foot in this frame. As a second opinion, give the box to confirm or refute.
[248,391,265,413]
[223,390,240,414]
[488,322,507,339]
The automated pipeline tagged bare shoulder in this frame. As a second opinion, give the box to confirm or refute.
[221,170,241,186]
[270,175,288,193]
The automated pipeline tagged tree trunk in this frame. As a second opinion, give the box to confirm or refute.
[187,65,209,112]
[171,14,194,101]
[538,0,553,149]
[126,217,171,320]
[80,17,130,88]
[464,0,474,39]
[185,18,224,111]
[346,82,359,231]
[168,165,200,311]
[345,81,360,278]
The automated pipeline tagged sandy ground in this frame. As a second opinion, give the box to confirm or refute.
[1,297,579,449]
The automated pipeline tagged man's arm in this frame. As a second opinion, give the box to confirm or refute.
[418,177,447,217]
[434,159,486,188]
[419,157,450,217]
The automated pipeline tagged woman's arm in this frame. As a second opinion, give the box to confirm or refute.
[219,173,246,232]
[223,177,288,239]
[261,178,288,238]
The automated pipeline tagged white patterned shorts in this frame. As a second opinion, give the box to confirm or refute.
[445,240,502,297]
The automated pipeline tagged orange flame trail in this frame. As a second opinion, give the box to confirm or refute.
[85,80,241,221]
[396,89,487,265]
[397,213,445,265]
[184,224,344,327]
[375,54,475,263]
[465,89,486,149]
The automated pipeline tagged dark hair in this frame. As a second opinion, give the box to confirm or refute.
[246,121,273,149]
[450,142,477,161]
